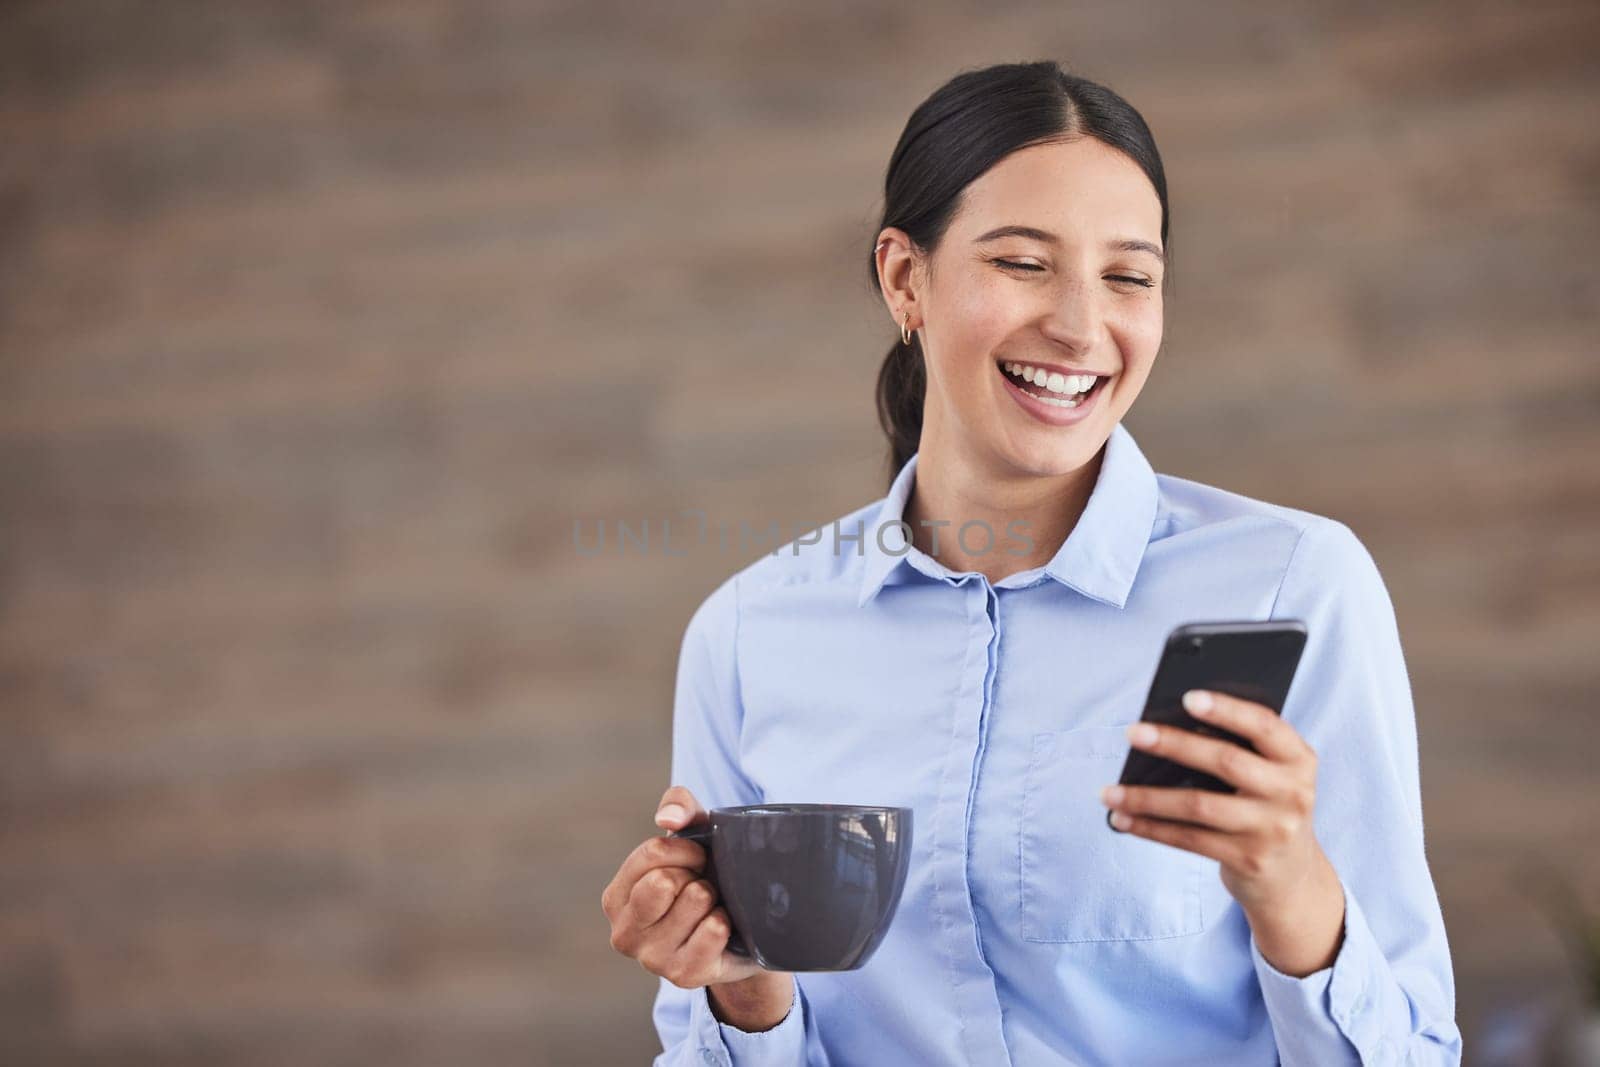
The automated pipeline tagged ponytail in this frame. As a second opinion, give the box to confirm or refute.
[874,334,926,483]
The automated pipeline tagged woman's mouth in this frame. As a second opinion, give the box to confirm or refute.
[995,360,1110,420]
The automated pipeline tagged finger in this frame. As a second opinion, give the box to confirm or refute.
[1108,809,1242,866]
[638,878,720,973]
[1182,689,1310,764]
[657,878,721,950]
[1103,783,1267,833]
[601,835,706,918]
[655,784,708,831]
[624,865,701,929]
[1126,720,1279,794]
[668,908,735,987]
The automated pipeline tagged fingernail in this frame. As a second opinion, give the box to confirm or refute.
[1110,811,1133,831]
[1101,785,1124,805]
[655,803,687,825]
[1183,689,1214,716]
[1127,723,1158,746]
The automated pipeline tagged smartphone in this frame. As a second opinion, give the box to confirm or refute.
[1107,620,1308,828]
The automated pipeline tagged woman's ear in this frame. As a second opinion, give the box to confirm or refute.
[875,228,922,332]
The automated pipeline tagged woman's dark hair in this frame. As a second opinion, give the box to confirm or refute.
[868,60,1170,484]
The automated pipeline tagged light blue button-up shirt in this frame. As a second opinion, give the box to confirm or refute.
[652,421,1461,1066]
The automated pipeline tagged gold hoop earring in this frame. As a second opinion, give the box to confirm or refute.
[901,312,914,347]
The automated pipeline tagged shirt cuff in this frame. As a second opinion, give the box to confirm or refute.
[689,980,806,1067]
[1249,873,1401,1065]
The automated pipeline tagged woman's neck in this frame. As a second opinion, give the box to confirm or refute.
[904,436,1104,584]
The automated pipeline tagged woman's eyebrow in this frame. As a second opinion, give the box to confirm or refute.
[972,224,1165,264]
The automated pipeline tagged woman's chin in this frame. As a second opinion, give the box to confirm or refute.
[993,433,1097,478]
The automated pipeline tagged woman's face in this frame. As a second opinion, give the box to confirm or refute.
[885,137,1166,479]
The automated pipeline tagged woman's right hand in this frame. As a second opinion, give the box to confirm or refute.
[602,785,795,1031]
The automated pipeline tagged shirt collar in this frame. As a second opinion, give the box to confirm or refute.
[856,420,1160,609]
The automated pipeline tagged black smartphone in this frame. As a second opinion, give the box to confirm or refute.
[1107,620,1308,829]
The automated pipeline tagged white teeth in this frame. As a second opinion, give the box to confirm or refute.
[1037,393,1081,408]
[1003,362,1098,395]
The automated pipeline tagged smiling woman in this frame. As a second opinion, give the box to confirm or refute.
[606,59,1463,1067]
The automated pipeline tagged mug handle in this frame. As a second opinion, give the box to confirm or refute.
[667,823,750,957]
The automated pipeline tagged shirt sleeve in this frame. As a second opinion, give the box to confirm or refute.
[1251,520,1463,1065]
[651,573,832,1067]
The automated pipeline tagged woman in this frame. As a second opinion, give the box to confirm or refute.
[601,60,1462,1066]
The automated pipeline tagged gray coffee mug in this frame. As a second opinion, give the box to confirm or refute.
[670,803,912,972]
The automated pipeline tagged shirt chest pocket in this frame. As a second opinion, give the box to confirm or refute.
[1020,725,1208,943]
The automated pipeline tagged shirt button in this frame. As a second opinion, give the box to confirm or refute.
[700,1049,725,1066]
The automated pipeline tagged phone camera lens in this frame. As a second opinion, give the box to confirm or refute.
[1185,637,1203,655]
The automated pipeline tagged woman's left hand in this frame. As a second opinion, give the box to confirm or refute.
[1099,688,1330,914]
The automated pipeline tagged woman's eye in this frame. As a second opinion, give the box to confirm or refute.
[993,260,1154,289]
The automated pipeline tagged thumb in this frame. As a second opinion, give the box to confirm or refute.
[654,785,706,831]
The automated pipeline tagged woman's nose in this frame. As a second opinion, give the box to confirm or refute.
[1038,283,1099,354]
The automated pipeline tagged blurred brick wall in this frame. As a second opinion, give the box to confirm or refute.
[1,2,1596,1064]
